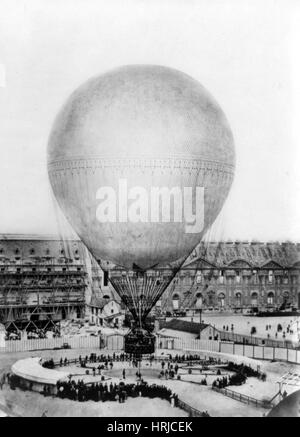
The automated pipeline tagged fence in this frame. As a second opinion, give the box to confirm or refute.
[1,333,128,353]
[177,398,208,417]
[212,386,273,409]
[219,342,300,364]
[3,333,300,365]
[2,335,103,353]
[156,335,300,365]
[219,331,298,350]
[157,336,220,353]
[106,334,124,351]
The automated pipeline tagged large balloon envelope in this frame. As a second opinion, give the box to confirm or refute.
[47,65,235,349]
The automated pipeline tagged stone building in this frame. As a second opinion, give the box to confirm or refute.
[87,296,124,328]
[0,234,88,336]
[159,241,300,313]
[1,236,300,337]
[0,234,122,337]
[158,319,220,340]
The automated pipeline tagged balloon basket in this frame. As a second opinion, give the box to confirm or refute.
[124,327,156,355]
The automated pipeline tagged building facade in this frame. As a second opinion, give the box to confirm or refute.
[159,242,300,313]
[87,296,124,328]
[0,235,88,337]
[1,236,300,337]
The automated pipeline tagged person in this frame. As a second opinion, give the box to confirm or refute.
[170,395,175,408]
[122,369,126,379]
[0,374,4,390]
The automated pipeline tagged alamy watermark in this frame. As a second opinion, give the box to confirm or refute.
[96,179,204,234]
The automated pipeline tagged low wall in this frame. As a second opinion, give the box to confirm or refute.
[3,333,300,366]
[1,333,126,353]
[11,357,69,395]
[2,335,103,353]
[156,336,300,365]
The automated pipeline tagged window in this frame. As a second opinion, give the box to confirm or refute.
[283,292,290,305]
[30,249,35,255]
[219,272,224,284]
[196,273,202,284]
[218,293,225,308]
[172,294,179,310]
[268,270,273,284]
[251,292,258,306]
[103,271,109,286]
[196,293,203,308]
[208,293,214,306]
[267,292,274,305]
[235,292,242,307]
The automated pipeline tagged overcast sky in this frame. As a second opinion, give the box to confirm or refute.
[0,0,299,242]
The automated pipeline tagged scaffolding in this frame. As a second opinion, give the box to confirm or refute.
[0,259,87,337]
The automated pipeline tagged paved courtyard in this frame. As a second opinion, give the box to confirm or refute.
[1,344,299,417]
[178,314,300,342]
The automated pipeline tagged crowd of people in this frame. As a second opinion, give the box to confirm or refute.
[212,361,267,389]
[226,362,267,381]
[212,373,246,389]
[43,352,151,369]
[55,378,178,406]
[43,352,226,373]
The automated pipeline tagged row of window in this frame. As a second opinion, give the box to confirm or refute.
[180,274,296,285]
[0,267,82,272]
[171,291,290,308]
[0,248,80,256]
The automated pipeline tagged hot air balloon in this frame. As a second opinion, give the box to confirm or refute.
[47,65,235,355]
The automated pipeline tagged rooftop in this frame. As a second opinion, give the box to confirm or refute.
[160,318,210,335]
[0,234,79,241]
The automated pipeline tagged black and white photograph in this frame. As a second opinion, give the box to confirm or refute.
[0,0,299,420]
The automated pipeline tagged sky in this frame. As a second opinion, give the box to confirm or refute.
[0,0,300,242]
